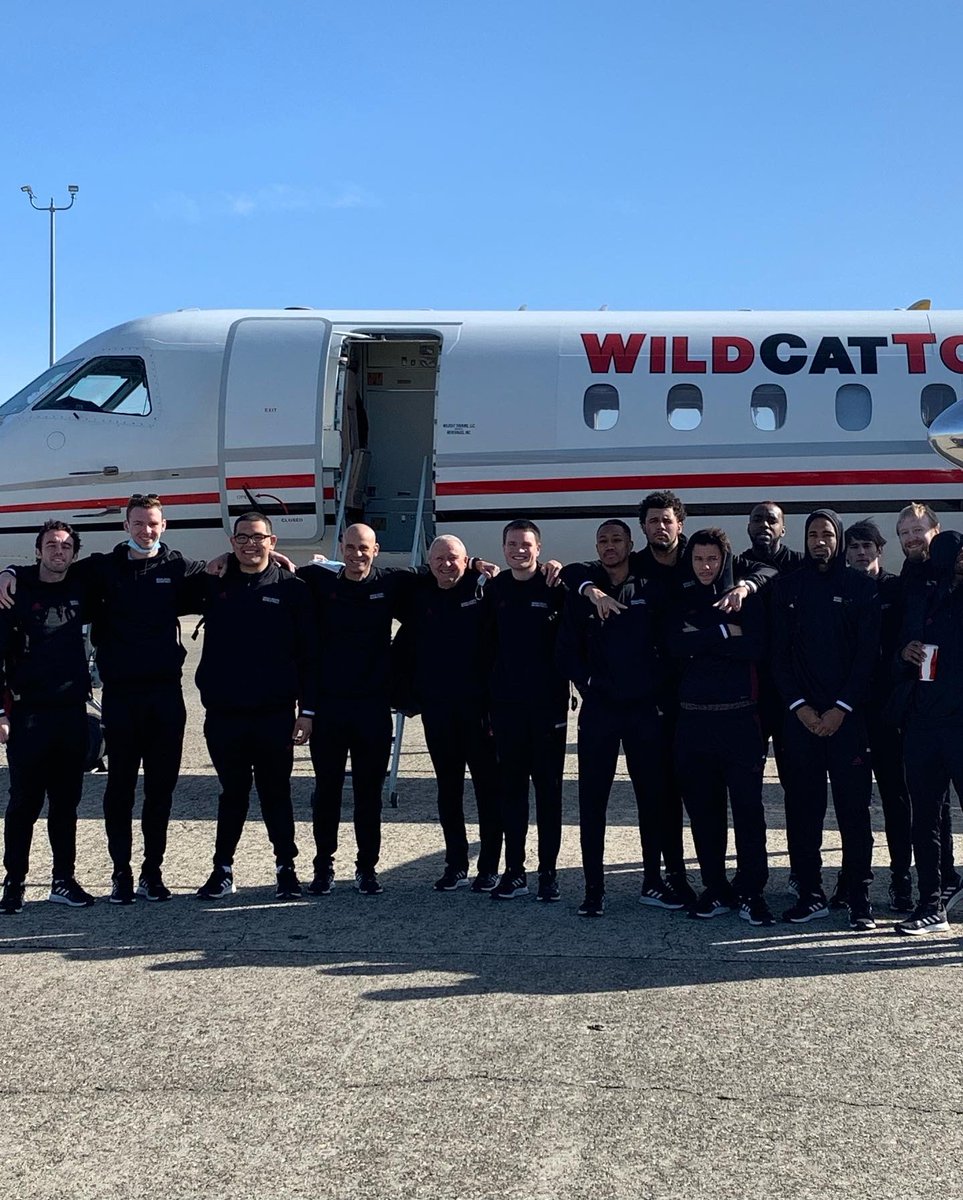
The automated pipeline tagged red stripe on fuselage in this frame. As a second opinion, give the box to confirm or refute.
[436,468,963,496]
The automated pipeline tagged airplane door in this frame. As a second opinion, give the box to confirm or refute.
[219,316,330,543]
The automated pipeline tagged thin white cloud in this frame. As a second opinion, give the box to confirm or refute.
[154,183,379,221]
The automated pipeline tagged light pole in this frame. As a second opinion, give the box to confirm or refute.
[20,184,79,366]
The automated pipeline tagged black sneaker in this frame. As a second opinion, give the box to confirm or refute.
[536,871,561,902]
[848,901,877,931]
[307,866,335,896]
[827,872,847,910]
[782,893,829,923]
[136,874,172,902]
[578,888,605,917]
[894,906,950,935]
[470,872,498,893]
[639,877,686,910]
[355,870,383,896]
[940,879,963,913]
[275,865,302,899]
[491,870,529,900]
[49,878,95,907]
[787,874,800,897]
[739,894,776,927]
[692,888,737,919]
[196,866,236,899]
[888,873,913,913]
[1,878,24,916]
[433,867,469,892]
[666,872,698,908]
[109,874,136,905]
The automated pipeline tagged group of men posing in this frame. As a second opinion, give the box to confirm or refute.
[0,490,959,937]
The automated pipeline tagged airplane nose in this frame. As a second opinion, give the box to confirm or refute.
[928,400,963,466]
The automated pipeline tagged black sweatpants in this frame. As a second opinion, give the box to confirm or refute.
[310,697,392,873]
[577,694,665,891]
[782,710,874,902]
[867,708,957,883]
[420,701,503,876]
[490,700,566,875]
[903,717,963,910]
[658,706,688,878]
[675,709,768,895]
[204,708,298,869]
[101,682,186,877]
[3,705,88,883]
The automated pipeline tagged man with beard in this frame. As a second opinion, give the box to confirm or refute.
[556,520,671,916]
[771,510,880,929]
[843,521,913,912]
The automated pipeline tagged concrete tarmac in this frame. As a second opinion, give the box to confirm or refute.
[0,640,961,1199]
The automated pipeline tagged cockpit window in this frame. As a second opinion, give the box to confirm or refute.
[0,359,82,419]
[33,356,151,416]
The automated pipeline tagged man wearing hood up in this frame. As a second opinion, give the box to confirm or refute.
[664,529,773,925]
[770,509,880,928]
[893,529,963,933]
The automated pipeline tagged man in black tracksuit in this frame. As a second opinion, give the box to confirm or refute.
[893,530,963,933]
[481,520,568,903]
[0,522,97,914]
[194,513,317,900]
[664,529,773,925]
[733,501,803,787]
[297,523,417,897]
[843,520,914,912]
[771,509,880,929]
[556,519,669,917]
[393,535,503,893]
[88,495,206,903]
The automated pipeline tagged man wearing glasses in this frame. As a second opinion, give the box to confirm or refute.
[193,513,317,900]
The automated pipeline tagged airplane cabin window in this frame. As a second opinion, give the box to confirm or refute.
[920,383,957,428]
[33,356,152,417]
[835,383,872,432]
[583,383,619,430]
[751,384,787,431]
[667,384,703,430]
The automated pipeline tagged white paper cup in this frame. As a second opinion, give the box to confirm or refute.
[920,643,939,682]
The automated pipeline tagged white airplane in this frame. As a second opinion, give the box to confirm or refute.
[1,305,962,565]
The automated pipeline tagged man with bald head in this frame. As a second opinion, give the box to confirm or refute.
[297,523,418,896]
[392,534,503,892]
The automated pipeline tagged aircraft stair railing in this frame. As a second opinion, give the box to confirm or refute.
[385,455,433,808]
[331,451,352,550]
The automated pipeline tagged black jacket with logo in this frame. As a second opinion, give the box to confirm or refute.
[194,559,318,715]
[481,569,568,710]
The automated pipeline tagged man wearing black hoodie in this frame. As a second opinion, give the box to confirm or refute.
[894,530,963,933]
[771,509,880,929]
[665,529,773,925]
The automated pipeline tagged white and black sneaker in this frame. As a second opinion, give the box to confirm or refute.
[692,888,738,919]
[49,878,95,907]
[109,873,136,905]
[639,878,687,910]
[940,879,963,913]
[433,867,470,892]
[894,907,950,935]
[136,874,172,902]
[491,871,529,900]
[196,866,236,899]
[782,893,829,923]
[578,888,605,917]
[275,865,302,899]
[739,894,776,927]
[848,901,877,932]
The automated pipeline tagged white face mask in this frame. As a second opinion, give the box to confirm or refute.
[126,535,160,555]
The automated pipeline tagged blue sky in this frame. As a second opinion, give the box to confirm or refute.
[2,0,962,401]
